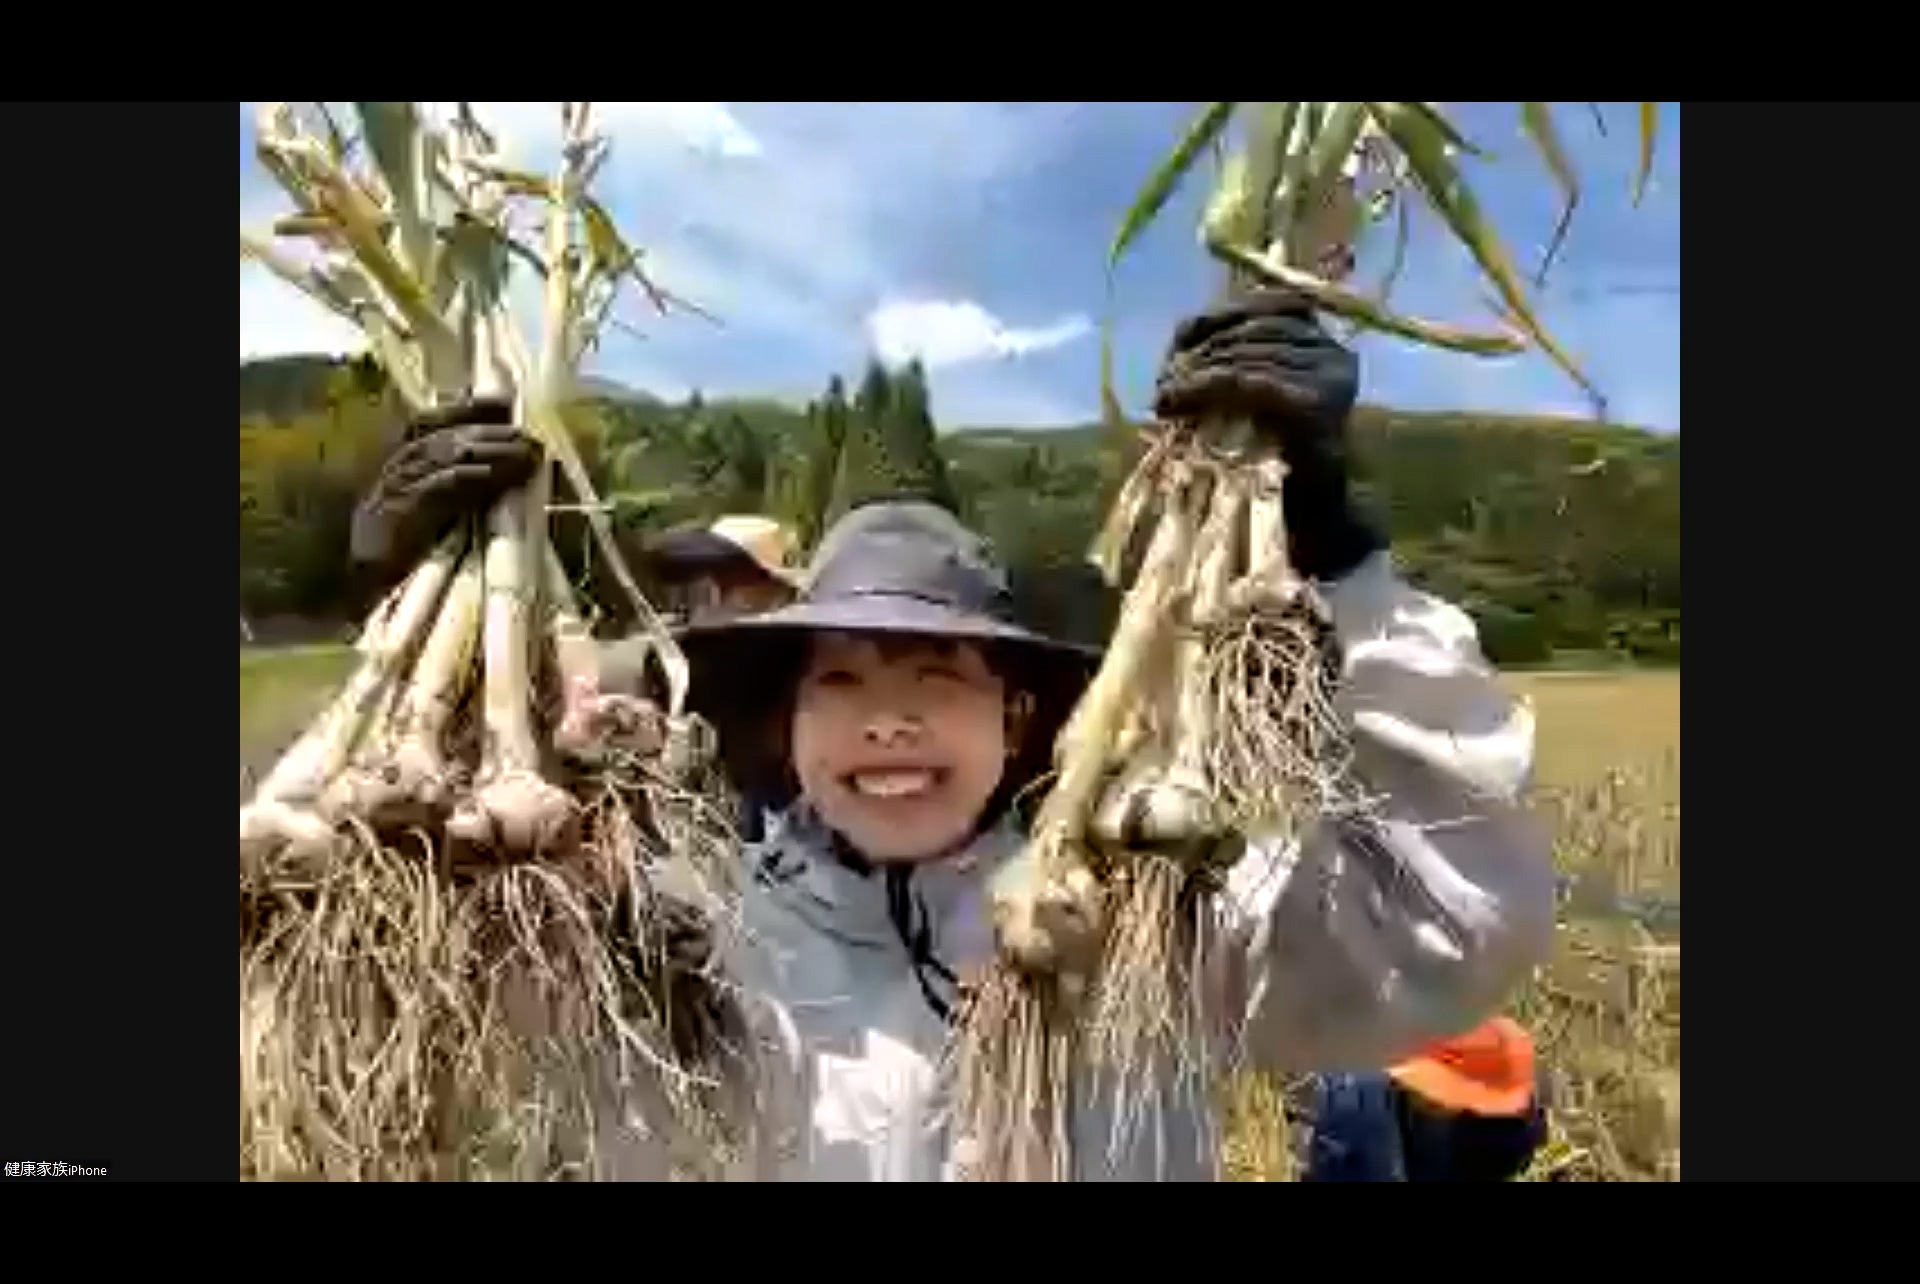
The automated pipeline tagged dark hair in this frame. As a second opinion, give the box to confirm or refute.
[705,630,1071,837]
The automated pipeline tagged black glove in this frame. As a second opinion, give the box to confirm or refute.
[1153,288,1384,582]
[350,397,544,584]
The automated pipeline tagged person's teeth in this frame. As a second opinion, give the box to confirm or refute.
[853,770,934,798]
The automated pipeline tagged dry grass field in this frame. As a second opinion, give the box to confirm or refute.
[239,648,1679,1181]
[1223,669,1682,1181]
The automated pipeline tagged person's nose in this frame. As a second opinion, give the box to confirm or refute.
[863,709,923,747]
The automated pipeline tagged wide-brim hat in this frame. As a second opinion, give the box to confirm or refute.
[675,501,1103,805]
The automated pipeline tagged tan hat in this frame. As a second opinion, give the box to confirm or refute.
[641,514,803,587]
[706,515,802,584]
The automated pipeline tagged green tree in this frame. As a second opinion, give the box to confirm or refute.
[826,359,956,524]
[824,362,888,525]
[240,354,1679,666]
[768,376,849,550]
[884,360,958,512]
[237,370,391,623]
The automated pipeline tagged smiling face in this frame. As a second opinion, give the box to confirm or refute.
[790,630,1020,864]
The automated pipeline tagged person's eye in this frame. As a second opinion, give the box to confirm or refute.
[811,669,859,688]
[919,665,967,685]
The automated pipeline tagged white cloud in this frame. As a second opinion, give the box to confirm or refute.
[866,299,1092,368]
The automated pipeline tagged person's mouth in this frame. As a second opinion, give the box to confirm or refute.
[843,767,947,800]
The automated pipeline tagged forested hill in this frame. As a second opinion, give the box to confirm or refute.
[239,355,1679,665]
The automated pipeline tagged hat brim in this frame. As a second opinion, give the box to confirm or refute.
[675,593,1101,666]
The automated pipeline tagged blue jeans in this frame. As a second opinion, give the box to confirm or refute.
[1303,1072,1408,1182]
[1302,1071,1548,1182]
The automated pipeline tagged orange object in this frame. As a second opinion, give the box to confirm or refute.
[1387,1017,1537,1117]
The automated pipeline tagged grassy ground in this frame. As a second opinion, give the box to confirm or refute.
[240,648,1679,1181]
[1223,668,1682,1181]
[239,644,358,798]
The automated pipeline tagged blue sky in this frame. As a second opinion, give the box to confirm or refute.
[239,102,1679,432]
